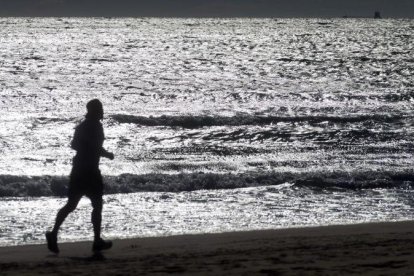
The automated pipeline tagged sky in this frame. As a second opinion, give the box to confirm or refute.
[0,0,413,18]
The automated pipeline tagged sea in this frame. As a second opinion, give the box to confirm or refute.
[0,17,413,246]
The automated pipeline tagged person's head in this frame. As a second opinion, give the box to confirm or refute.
[86,99,103,120]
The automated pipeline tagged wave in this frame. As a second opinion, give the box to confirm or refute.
[0,171,413,197]
[110,114,405,129]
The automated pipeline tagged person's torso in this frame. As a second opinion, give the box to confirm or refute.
[71,119,104,170]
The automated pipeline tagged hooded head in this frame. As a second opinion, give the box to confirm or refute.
[86,99,103,120]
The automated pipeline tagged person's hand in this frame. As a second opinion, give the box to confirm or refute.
[107,152,115,160]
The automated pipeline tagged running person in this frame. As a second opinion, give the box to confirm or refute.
[46,99,114,253]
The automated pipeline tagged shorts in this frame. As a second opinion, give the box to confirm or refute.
[68,168,103,199]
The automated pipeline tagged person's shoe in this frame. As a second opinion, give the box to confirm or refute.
[45,231,59,254]
[93,238,112,252]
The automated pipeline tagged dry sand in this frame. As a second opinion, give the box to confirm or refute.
[1,221,414,275]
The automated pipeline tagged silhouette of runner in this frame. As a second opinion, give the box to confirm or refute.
[46,99,114,253]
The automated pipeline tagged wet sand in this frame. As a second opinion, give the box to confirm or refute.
[1,221,414,275]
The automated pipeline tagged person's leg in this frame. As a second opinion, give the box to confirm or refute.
[90,194,112,251]
[46,193,81,253]
[90,195,103,241]
[52,194,82,235]
[88,170,112,251]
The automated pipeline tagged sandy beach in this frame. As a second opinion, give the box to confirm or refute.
[0,221,413,275]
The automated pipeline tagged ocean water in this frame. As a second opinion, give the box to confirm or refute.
[0,18,413,246]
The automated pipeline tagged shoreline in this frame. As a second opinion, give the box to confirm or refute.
[1,221,414,274]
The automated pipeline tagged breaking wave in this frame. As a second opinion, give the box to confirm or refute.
[1,171,413,197]
[110,114,405,129]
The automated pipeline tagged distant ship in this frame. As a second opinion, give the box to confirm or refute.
[374,11,382,19]
[342,11,382,19]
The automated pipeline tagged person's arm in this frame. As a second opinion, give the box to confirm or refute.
[71,126,81,151]
[100,148,114,160]
[98,123,114,160]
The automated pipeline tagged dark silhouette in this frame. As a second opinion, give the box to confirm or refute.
[46,99,114,254]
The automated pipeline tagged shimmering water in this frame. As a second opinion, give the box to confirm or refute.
[2,185,413,246]
[0,18,413,246]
